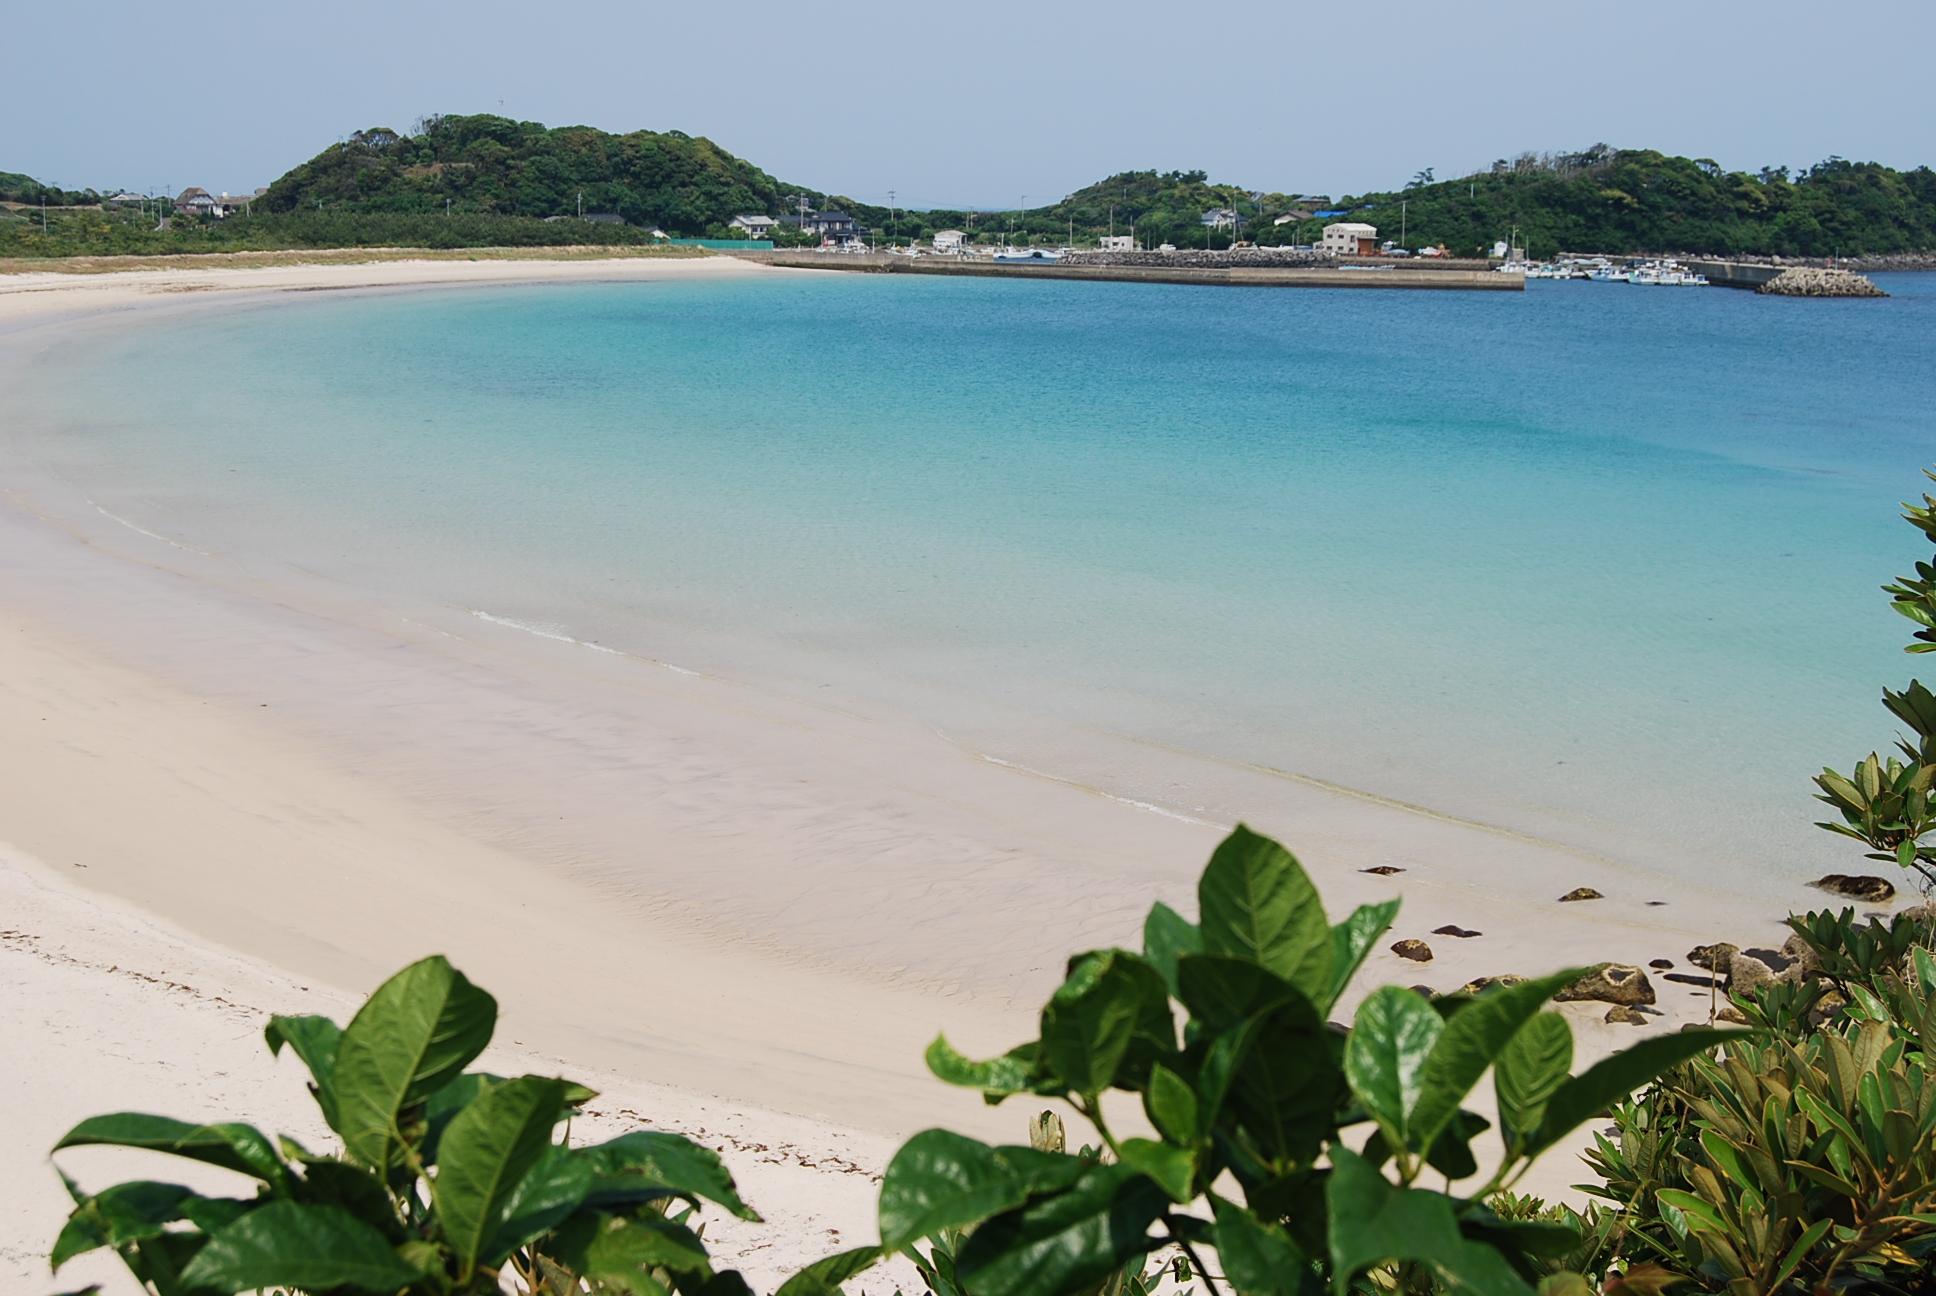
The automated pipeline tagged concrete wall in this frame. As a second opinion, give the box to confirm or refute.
[726,250,1520,291]
[1687,260,1786,290]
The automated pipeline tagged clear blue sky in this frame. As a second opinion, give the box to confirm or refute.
[10,0,1932,207]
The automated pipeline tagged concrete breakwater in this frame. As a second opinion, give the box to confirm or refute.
[1756,267,1889,298]
[725,250,1519,291]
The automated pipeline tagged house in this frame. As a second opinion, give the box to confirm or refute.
[1272,209,1314,226]
[1321,221,1379,256]
[175,187,218,217]
[215,192,258,216]
[583,212,626,225]
[932,229,966,252]
[729,215,777,236]
[1200,208,1239,230]
[804,211,857,238]
[1098,234,1134,252]
[108,192,147,206]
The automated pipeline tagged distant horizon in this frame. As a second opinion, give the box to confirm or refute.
[11,0,1933,212]
[14,125,1931,217]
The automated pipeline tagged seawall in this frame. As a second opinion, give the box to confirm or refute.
[727,250,1521,291]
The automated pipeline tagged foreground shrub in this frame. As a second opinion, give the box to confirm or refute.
[49,955,763,1295]
[823,826,1740,1296]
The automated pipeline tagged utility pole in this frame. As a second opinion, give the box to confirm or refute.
[1401,199,1407,250]
[888,189,896,248]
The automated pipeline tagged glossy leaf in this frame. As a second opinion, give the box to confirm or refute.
[1409,969,1582,1154]
[776,1245,882,1296]
[1117,1137,1195,1202]
[578,1131,759,1220]
[1141,901,1202,996]
[1345,987,1443,1151]
[954,1162,1167,1296]
[924,1035,1046,1101]
[1494,1012,1573,1155]
[1198,825,1333,1001]
[432,1075,572,1272]
[878,1130,1025,1252]
[1528,1029,1747,1159]
[263,1014,342,1124]
[54,1114,286,1185]
[330,954,497,1170]
[1212,1194,1306,1295]
[1325,1148,1531,1296]
[1039,950,1172,1095]
[177,1201,421,1293]
[1143,1063,1199,1144]
[486,1143,593,1265]
[51,1182,198,1270]
[1326,898,1402,1011]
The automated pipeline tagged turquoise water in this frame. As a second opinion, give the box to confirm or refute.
[18,272,1936,887]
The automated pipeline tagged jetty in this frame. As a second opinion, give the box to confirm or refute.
[726,249,1520,291]
[1688,259,1887,297]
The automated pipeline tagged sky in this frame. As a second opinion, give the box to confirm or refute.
[8,0,1933,209]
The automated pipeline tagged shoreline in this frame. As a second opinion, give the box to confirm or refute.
[0,257,1811,1285]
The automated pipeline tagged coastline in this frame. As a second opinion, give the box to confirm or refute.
[1,258,1809,1286]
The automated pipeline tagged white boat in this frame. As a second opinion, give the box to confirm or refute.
[1629,267,1660,285]
[993,247,1061,264]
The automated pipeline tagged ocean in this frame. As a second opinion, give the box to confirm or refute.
[16,270,1936,896]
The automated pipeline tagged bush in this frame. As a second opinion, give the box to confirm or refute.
[49,955,763,1295]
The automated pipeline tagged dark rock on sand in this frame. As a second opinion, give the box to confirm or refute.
[1554,963,1656,1006]
[1687,943,1738,971]
[1649,959,1674,970]
[1392,939,1434,962]
[1432,925,1482,938]
[1361,866,1405,876]
[1558,887,1603,902]
[1605,1006,1649,1026]
[1812,874,1895,903]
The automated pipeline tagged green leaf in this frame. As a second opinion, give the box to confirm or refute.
[54,1114,286,1185]
[954,1163,1167,1296]
[177,1201,422,1293]
[1527,1029,1747,1160]
[1117,1138,1195,1202]
[775,1245,883,1296]
[1198,825,1334,1001]
[1345,987,1444,1151]
[1142,901,1202,996]
[924,1036,1046,1100]
[291,1159,401,1239]
[330,955,497,1171]
[487,1143,592,1265]
[1212,1195,1306,1296]
[52,1182,198,1270]
[550,1211,712,1287]
[1325,1148,1531,1296]
[1494,1013,1573,1156]
[432,1075,572,1273]
[577,1131,759,1221]
[1773,1217,1834,1288]
[1655,1189,1729,1236]
[1143,1063,1199,1144]
[1176,954,1311,1031]
[1039,951,1173,1096]
[1326,899,1402,1011]
[878,1130,1026,1252]
[1410,969,1583,1155]
[263,1014,342,1124]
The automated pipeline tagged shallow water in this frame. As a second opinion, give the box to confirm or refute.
[16,270,1936,894]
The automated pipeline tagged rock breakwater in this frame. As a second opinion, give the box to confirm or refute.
[1756,267,1888,298]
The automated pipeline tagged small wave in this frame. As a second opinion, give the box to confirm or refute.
[469,609,700,677]
[976,753,1219,827]
[86,500,210,556]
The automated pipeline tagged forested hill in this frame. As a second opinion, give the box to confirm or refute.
[261,115,809,232]
[1330,147,1936,258]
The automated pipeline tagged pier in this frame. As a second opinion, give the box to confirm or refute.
[726,250,1521,291]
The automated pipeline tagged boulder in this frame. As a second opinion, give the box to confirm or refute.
[1778,934,1821,979]
[1391,939,1434,962]
[1604,1006,1649,1026]
[1554,964,1656,1007]
[1727,953,1778,996]
[1456,974,1528,997]
[1558,887,1603,902]
[1812,874,1895,903]
[1716,1006,1753,1025]
[1687,942,1738,971]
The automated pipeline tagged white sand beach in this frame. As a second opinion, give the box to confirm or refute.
[0,257,1800,1290]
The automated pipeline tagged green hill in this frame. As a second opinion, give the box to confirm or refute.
[261,115,807,234]
[1325,146,1936,258]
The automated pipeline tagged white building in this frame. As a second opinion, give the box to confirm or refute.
[1098,235,1134,252]
[931,229,966,252]
[729,215,777,236]
[1321,221,1379,256]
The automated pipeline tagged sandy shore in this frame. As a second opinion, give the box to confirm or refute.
[0,257,1794,1288]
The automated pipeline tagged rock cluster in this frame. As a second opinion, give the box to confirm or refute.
[1757,268,1888,298]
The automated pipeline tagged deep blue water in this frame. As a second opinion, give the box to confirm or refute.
[21,270,1936,887]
